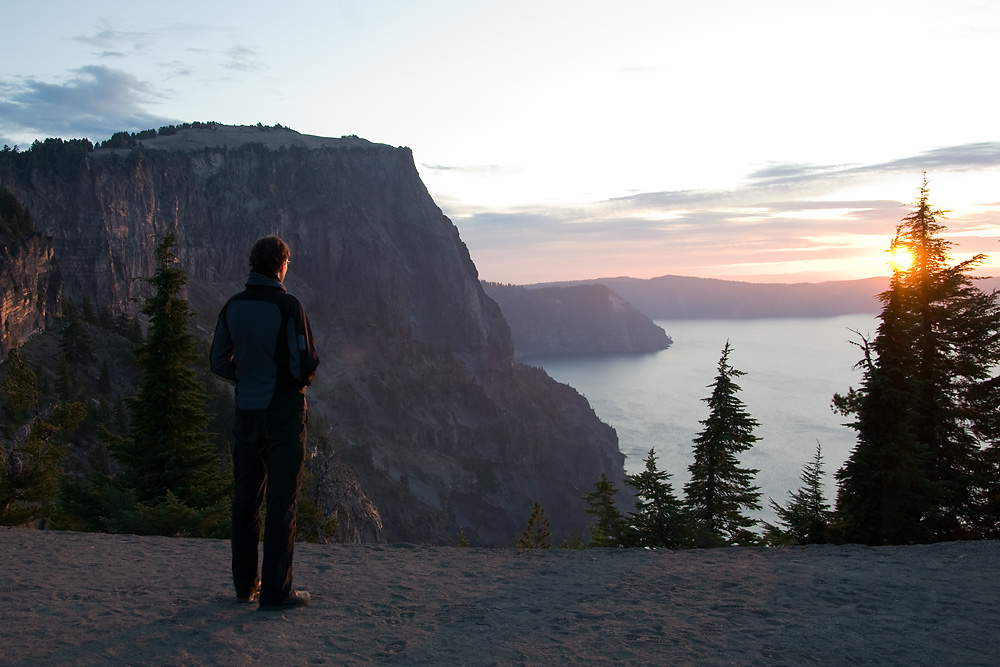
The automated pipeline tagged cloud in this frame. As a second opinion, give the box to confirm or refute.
[879,142,1000,171]
[74,20,266,83]
[0,65,177,142]
[223,45,264,73]
[421,163,514,175]
[746,143,1000,189]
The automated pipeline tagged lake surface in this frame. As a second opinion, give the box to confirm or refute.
[523,314,879,524]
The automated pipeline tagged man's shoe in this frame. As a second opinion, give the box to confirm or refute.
[237,581,261,603]
[259,590,310,610]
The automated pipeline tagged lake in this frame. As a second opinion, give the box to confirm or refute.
[523,314,879,524]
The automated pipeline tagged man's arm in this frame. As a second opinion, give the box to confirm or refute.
[210,309,238,382]
[286,302,319,387]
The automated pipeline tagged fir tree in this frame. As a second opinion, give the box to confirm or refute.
[516,502,552,549]
[765,442,834,545]
[835,179,1000,543]
[834,275,933,544]
[1,402,85,525]
[58,299,94,365]
[1,347,40,427]
[684,342,762,546]
[101,233,230,537]
[627,449,688,548]
[584,473,627,547]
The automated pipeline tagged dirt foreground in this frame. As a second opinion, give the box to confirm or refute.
[2,528,997,666]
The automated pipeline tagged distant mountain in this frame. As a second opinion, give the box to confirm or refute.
[532,275,891,319]
[482,282,671,357]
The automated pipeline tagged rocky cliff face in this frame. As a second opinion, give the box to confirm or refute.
[0,233,59,352]
[483,282,672,357]
[0,125,626,545]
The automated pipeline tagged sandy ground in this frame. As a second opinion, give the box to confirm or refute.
[2,528,997,666]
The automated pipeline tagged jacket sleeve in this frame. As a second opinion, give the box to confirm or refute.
[210,308,238,382]
[286,301,319,387]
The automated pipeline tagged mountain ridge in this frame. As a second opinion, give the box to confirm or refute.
[529,275,890,319]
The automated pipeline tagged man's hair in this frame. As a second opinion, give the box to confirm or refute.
[249,235,291,275]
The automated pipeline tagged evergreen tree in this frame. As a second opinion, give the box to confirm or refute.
[1,402,85,525]
[101,233,230,537]
[516,502,552,549]
[1,347,40,427]
[81,296,98,325]
[835,180,1000,543]
[684,342,762,546]
[58,299,94,365]
[0,187,34,239]
[765,442,834,545]
[627,449,688,548]
[584,473,627,547]
[834,274,933,544]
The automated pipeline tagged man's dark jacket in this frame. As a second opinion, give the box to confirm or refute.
[210,272,320,410]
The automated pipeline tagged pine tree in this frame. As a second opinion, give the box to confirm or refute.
[516,502,552,549]
[1,402,85,525]
[102,233,230,537]
[765,442,833,545]
[834,275,933,544]
[835,179,1000,543]
[684,342,762,546]
[1,347,40,426]
[584,473,627,547]
[627,449,688,548]
[58,299,93,365]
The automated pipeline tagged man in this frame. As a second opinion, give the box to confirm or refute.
[210,235,320,610]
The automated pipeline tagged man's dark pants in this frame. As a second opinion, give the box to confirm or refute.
[231,409,307,604]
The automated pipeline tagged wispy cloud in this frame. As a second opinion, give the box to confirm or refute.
[0,16,272,143]
[0,65,176,142]
[746,143,1000,189]
[421,163,515,175]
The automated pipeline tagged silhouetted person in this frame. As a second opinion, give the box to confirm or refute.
[211,235,319,609]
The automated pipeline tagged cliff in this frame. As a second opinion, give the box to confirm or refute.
[0,233,60,349]
[0,125,626,545]
[482,282,671,357]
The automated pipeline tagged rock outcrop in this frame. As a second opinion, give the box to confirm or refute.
[0,125,626,545]
[0,233,59,351]
[483,282,671,357]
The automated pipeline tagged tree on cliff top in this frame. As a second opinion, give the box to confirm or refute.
[516,502,553,549]
[627,449,689,548]
[584,473,627,547]
[765,442,833,545]
[835,180,1000,543]
[101,233,230,537]
[684,342,762,546]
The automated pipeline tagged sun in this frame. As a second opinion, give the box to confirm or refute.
[888,245,915,272]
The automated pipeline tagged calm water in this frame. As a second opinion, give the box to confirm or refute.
[524,314,879,523]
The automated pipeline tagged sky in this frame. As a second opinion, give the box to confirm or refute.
[3,0,1000,284]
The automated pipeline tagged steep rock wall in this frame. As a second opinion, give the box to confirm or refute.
[0,127,626,545]
[0,233,59,353]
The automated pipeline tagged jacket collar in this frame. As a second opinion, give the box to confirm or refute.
[246,271,286,292]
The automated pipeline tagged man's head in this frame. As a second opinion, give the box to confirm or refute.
[249,235,291,279]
